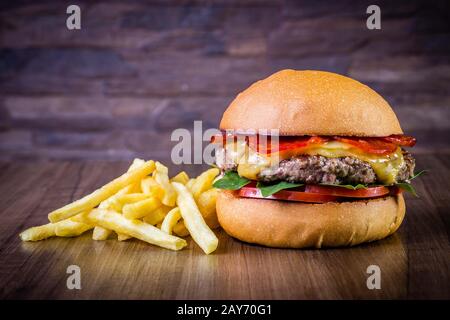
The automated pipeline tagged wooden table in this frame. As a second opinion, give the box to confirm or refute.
[0,155,449,299]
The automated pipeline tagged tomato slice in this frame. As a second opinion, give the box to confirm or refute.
[305,185,390,198]
[237,184,393,203]
[238,186,339,203]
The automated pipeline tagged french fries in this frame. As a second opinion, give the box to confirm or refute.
[173,221,190,237]
[123,197,161,220]
[185,178,196,191]
[115,193,149,209]
[93,158,145,239]
[20,223,58,241]
[197,188,220,229]
[170,171,189,185]
[55,220,93,237]
[129,158,146,169]
[20,158,220,254]
[141,177,165,199]
[98,185,131,212]
[142,205,171,225]
[118,233,131,241]
[48,160,156,222]
[152,162,177,206]
[92,226,112,241]
[82,209,187,251]
[190,168,220,200]
[172,182,218,254]
[20,212,91,241]
[161,207,182,235]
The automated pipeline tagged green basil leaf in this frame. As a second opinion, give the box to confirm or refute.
[395,183,418,197]
[319,183,368,190]
[212,171,251,190]
[410,170,427,180]
[256,181,303,197]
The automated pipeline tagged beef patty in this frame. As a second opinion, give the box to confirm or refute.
[215,149,415,185]
[258,152,415,185]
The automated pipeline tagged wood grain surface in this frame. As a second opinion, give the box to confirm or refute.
[0,154,449,299]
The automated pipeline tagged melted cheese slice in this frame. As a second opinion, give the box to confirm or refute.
[226,141,404,185]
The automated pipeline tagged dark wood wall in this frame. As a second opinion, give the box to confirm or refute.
[1,0,449,162]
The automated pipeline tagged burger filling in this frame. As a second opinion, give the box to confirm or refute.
[212,133,422,201]
[217,152,415,186]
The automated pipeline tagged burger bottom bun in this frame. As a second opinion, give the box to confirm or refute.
[216,191,405,248]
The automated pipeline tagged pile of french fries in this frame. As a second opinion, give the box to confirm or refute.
[20,159,220,254]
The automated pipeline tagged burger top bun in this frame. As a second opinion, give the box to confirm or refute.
[216,191,406,249]
[220,69,403,137]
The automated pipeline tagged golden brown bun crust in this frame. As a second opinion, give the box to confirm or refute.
[220,69,403,136]
[216,191,405,248]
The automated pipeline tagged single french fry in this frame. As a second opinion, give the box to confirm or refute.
[197,188,220,229]
[152,162,177,206]
[173,220,190,237]
[71,211,93,224]
[172,182,218,254]
[98,184,134,212]
[190,168,220,200]
[131,158,146,167]
[161,207,182,235]
[122,197,161,220]
[20,223,57,241]
[115,193,149,209]
[142,205,171,225]
[93,226,112,240]
[48,160,155,222]
[82,209,187,251]
[55,220,93,237]
[185,178,196,191]
[99,184,142,211]
[117,233,131,241]
[118,193,149,202]
[170,171,190,185]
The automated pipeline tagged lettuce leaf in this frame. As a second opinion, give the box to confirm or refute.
[212,171,251,190]
[395,182,417,197]
[410,170,427,180]
[320,170,426,195]
[256,181,303,197]
[393,170,426,197]
[319,183,368,190]
[213,169,426,197]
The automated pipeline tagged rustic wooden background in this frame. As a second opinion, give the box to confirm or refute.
[1,0,450,169]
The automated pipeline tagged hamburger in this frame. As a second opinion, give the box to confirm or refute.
[212,69,423,248]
